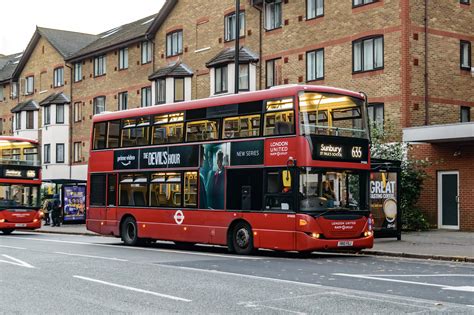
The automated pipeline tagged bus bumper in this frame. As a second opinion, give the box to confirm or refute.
[0,220,42,230]
[296,232,374,251]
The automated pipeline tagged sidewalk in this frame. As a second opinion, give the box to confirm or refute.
[35,224,473,262]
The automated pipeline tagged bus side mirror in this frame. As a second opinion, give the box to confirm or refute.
[282,170,292,188]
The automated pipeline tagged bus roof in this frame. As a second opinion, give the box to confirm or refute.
[0,136,39,144]
[93,85,365,123]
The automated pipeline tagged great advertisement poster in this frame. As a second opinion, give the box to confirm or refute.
[63,186,86,221]
[370,172,398,231]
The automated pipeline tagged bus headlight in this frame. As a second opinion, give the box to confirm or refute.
[0,219,5,223]
[311,233,320,239]
[364,231,373,237]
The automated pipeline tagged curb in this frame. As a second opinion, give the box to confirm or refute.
[361,250,474,263]
[34,230,100,237]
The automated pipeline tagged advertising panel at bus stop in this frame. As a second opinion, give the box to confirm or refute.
[63,185,86,222]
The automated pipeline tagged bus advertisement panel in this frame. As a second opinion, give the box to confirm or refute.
[87,85,374,254]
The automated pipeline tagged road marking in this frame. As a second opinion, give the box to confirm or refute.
[3,236,262,260]
[158,264,322,288]
[0,254,35,268]
[55,252,128,262]
[334,273,474,293]
[73,275,191,302]
[0,245,26,250]
[361,274,474,277]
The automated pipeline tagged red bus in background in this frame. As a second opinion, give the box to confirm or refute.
[0,137,42,234]
[87,85,373,254]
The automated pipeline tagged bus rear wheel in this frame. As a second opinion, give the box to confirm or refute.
[1,229,14,235]
[121,217,140,246]
[232,222,254,255]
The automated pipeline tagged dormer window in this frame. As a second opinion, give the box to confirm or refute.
[166,30,183,57]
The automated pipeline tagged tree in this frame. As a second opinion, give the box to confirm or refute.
[370,123,430,231]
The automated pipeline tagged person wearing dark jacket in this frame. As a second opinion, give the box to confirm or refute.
[51,194,61,227]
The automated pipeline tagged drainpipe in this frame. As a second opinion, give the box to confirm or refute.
[424,0,429,125]
[65,63,73,180]
[253,3,263,90]
[234,0,240,94]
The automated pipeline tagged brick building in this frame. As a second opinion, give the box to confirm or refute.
[0,0,472,229]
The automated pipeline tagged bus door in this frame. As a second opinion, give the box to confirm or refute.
[106,174,117,226]
[260,168,297,251]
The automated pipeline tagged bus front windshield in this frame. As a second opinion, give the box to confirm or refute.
[299,168,366,212]
[0,184,40,209]
[299,92,368,139]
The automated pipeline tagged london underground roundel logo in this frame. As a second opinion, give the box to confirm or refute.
[174,210,184,225]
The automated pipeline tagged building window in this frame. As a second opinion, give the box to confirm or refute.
[118,48,128,70]
[461,40,471,70]
[56,143,65,163]
[141,41,152,64]
[225,11,245,41]
[307,49,324,81]
[353,36,384,73]
[353,0,377,7]
[53,67,64,87]
[368,103,384,127]
[0,86,3,101]
[265,0,282,30]
[26,111,34,129]
[215,65,228,94]
[307,0,324,19]
[461,106,471,122]
[56,104,64,124]
[44,105,51,125]
[93,96,106,115]
[118,92,128,110]
[74,63,82,82]
[15,112,21,130]
[94,55,106,77]
[25,76,34,95]
[166,30,183,57]
[266,58,281,88]
[74,142,82,162]
[155,79,166,104]
[44,144,51,164]
[141,87,152,107]
[239,64,249,91]
[174,78,185,102]
[11,82,18,98]
[73,102,82,122]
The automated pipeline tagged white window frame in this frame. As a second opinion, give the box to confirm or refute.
[353,36,384,73]
[93,96,106,115]
[25,76,34,95]
[53,67,64,87]
[118,91,128,110]
[119,48,129,70]
[225,11,245,41]
[141,41,152,64]
[94,55,106,77]
[166,30,183,57]
[264,0,282,30]
[307,0,324,19]
[306,48,324,81]
[460,40,471,70]
[74,63,82,82]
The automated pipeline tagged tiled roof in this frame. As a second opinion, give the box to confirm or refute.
[0,52,22,83]
[11,100,39,113]
[39,92,70,106]
[67,14,157,61]
[12,27,97,79]
[206,47,259,68]
[149,62,193,80]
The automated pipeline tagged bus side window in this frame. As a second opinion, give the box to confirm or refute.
[93,123,107,150]
[264,111,294,136]
[108,120,120,148]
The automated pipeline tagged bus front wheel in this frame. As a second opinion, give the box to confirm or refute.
[232,222,254,255]
[1,229,14,235]
[121,217,140,246]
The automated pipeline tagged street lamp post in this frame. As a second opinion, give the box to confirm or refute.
[234,0,240,94]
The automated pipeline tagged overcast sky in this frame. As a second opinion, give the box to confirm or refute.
[0,0,165,55]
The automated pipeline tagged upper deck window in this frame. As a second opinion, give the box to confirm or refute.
[264,98,294,136]
[299,92,368,139]
[121,117,150,147]
[152,113,184,145]
[186,120,219,142]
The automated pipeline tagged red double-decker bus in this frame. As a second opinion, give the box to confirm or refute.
[0,137,42,234]
[87,85,373,254]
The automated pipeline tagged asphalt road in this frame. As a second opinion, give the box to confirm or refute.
[1,232,473,314]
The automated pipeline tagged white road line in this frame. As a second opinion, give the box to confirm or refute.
[334,273,474,293]
[158,264,322,288]
[3,236,262,260]
[361,274,474,277]
[0,245,26,250]
[73,275,191,302]
[0,254,35,268]
[55,252,128,262]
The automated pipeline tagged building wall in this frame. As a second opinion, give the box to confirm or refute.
[70,44,154,164]
[0,81,16,136]
[412,142,474,231]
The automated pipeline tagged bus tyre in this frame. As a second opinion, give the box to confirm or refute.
[232,222,254,255]
[121,217,140,246]
[1,229,14,235]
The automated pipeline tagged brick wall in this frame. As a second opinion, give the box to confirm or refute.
[0,81,15,135]
[412,142,474,231]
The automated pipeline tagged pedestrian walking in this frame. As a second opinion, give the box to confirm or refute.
[42,199,51,225]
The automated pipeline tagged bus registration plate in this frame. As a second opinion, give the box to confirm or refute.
[15,223,27,227]
[337,241,353,247]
